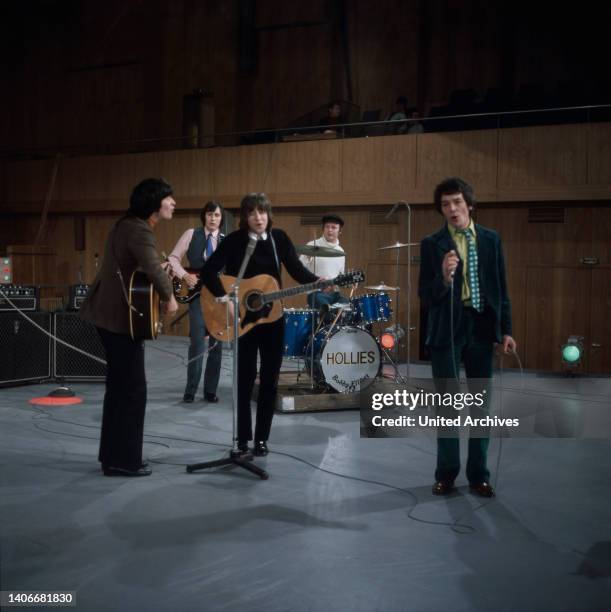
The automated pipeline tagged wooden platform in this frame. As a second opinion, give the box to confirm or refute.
[254,371,401,413]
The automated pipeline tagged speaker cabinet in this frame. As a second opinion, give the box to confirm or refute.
[53,312,106,381]
[0,311,51,387]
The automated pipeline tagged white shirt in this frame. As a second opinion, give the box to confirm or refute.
[299,236,345,279]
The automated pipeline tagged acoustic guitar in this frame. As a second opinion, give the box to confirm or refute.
[128,270,163,340]
[201,270,364,342]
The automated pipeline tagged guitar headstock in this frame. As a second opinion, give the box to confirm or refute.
[334,269,365,287]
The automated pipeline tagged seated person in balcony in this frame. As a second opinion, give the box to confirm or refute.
[385,96,409,134]
[406,107,424,134]
[319,101,346,134]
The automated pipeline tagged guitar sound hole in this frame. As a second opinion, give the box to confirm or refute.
[244,291,263,312]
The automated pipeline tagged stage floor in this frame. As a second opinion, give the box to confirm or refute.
[1,336,609,612]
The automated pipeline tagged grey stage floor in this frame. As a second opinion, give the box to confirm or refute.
[1,336,610,612]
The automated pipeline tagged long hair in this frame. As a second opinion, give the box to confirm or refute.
[238,193,273,231]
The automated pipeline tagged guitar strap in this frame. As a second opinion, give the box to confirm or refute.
[269,230,281,275]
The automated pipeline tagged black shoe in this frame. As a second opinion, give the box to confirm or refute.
[103,466,152,477]
[253,441,268,457]
[469,482,495,497]
[141,460,149,468]
[237,441,249,453]
[204,392,219,403]
[183,393,195,403]
[432,481,456,495]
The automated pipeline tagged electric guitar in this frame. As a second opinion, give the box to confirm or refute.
[128,270,163,340]
[201,270,365,342]
[172,267,202,304]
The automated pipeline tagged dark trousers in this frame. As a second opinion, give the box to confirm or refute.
[430,307,494,485]
[184,297,222,397]
[97,327,146,470]
[237,317,284,443]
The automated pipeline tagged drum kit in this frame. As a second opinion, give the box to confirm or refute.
[282,240,417,393]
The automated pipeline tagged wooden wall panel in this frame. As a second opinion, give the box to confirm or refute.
[587,123,611,185]
[341,135,417,194]
[524,268,591,372]
[415,130,499,199]
[499,125,588,189]
[273,141,342,195]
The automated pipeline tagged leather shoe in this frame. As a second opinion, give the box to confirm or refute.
[141,460,149,468]
[103,466,152,477]
[253,441,268,457]
[204,392,219,403]
[469,482,495,497]
[432,481,456,495]
[183,393,195,403]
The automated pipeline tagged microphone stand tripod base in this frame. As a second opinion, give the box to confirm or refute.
[186,448,269,479]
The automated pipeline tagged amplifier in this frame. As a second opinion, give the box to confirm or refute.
[53,312,106,380]
[0,311,51,387]
[0,285,39,311]
[68,284,90,311]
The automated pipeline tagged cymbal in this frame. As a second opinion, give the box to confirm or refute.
[364,283,399,291]
[295,244,344,257]
[377,242,419,251]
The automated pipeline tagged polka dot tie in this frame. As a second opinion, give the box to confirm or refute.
[459,229,482,312]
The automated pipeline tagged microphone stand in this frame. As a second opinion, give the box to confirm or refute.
[186,237,269,480]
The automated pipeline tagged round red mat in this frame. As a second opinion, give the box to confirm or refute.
[29,396,83,406]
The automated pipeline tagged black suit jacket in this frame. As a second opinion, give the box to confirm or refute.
[418,223,512,348]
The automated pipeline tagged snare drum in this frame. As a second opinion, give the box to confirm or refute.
[283,308,317,358]
[305,325,381,393]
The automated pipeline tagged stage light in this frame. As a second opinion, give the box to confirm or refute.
[561,335,584,365]
[380,332,396,349]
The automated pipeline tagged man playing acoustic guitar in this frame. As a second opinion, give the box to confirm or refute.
[200,193,320,457]
[80,178,178,477]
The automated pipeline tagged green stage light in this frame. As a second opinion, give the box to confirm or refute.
[562,344,581,363]
[561,335,584,366]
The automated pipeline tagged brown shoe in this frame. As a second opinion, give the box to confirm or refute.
[469,482,495,497]
[432,481,456,495]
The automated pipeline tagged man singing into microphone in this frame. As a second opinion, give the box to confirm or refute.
[419,177,516,497]
[201,193,319,457]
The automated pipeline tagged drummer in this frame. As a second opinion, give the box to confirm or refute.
[299,213,350,310]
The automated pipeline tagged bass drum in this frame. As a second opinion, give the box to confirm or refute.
[305,325,381,393]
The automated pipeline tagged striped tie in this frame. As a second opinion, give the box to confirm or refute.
[459,229,482,312]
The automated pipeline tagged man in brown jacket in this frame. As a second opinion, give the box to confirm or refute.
[80,178,178,477]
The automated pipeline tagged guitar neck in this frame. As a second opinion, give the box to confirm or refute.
[262,278,333,304]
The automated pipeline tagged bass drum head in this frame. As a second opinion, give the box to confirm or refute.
[310,326,381,393]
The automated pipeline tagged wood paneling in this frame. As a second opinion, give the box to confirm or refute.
[499,124,588,189]
[524,267,591,372]
[589,268,611,374]
[416,130,499,199]
[587,123,611,185]
[341,135,417,194]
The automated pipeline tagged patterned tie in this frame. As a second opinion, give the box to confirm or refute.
[205,233,214,260]
[459,229,482,312]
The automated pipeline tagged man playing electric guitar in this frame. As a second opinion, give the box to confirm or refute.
[200,193,320,457]
[168,201,225,403]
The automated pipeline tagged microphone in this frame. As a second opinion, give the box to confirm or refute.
[235,236,258,285]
